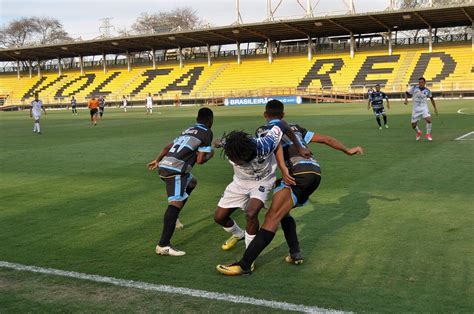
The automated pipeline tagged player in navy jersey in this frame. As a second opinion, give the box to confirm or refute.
[217,100,363,275]
[368,84,390,129]
[147,108,214,256]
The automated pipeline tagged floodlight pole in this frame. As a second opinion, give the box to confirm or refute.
[308,36,313,60]
[126,51,131,72]
[306,0,313,17]
[16,60,20,80]
[37,59,41,78]
[388,31,393,56]
[267,39,273,64]
[28,60,32,78]
[236,42,241,64]
[428,26,433,53]
[207,44,212,66]
[79,56,84,75]
[235,0,243,24]
[102,53,107,73]
[58,57,62,76]
[350,32,355,58]
[178,47,183,68]
[152,50,156,69]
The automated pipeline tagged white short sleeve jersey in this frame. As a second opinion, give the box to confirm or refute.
[31,100,43,116]
[407,85,432,112]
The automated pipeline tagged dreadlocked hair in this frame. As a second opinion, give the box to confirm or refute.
[222,130,257,163]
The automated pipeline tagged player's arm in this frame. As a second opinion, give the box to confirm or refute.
[29,106,32,118]
[275,144,295,185]
[311,134,363,156]
[367,99,371,110]
[430,97,438,115]
[385,94,390,109]
[196,135,214,165]
[196,150,214,165]
[42,104,46,114]
[276,120,312,158]
[404,90,412,105]
[147,143,173,170]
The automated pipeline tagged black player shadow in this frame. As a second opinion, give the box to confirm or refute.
[256,192,400,268]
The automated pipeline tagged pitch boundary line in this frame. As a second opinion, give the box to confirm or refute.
[0,261,344,313]
[455,131,474,141]
[457,108,474,115]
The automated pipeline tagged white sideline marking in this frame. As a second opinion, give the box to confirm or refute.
[0,261,344,313]
[455,131,474,141]
[457,108,474,115]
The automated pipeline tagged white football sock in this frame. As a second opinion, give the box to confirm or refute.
[33,124,37,132]
[245,231,256,248]
[36,123,40,133]
[426,123,432,134]
[414,125,421,132]
[223,220,244,238]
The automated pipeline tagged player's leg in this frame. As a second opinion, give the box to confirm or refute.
[214,206,244,250]
[374,110,382,129]
[423,114,433,141]
[280,214,302,263]
[156,174,189,256]
[411,114,422,140]
[243,198,265,248]
[35,118,41,134]
[175,175,198,229]
[382,112,388,128]
[216,188,294,275]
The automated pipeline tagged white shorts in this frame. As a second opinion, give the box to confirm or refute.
[411,109,431,123]
[217,179,274,210]
[33,114,41,120]
[146,104,153,109]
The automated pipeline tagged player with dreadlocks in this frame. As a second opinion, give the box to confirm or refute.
[216,99,363,275]
[213,109,310,255]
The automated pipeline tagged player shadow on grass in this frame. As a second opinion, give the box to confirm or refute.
[256,192,400,269]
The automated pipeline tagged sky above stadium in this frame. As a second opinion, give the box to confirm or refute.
[1,0,387,40]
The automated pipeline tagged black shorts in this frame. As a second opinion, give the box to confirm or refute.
[90,108,98,116]
[159,172,193,202]
[373,107,385,116]
[274,171,321,207]
[99,106,105,113]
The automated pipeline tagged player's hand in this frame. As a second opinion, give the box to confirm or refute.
[213,138,224,148]
[298,146,312,159]
[345,146,363,156]
[281,167,296,186]
[147,160,159,171]
[435,109,439,116]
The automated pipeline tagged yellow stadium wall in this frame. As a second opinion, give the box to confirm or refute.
[0,43,472,106]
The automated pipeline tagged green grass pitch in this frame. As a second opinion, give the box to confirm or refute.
[0,100,473,312]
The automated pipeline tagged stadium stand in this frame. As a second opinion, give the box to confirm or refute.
[0,43,472,106]
[0,4,472,107]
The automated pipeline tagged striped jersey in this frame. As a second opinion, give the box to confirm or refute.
[159,123,213,176]
[256,120,320,175]
[369,91,388,109]
[229,124,283,182]
[98,96,105,108]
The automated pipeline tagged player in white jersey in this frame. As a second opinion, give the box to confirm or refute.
[122,95,128,113]
[146,93,153,115]
[30,92,46,134]
[404,77,438,141]
[213,115,310,252]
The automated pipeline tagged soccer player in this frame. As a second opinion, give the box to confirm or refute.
[71,96,77,115]
[404,77,438,141]
[30,92,46,134]
[122,95,128,113]
[147,108,215,256]
[216,100,363,275]
[213,106,310,252]
[88,96,99,125]
[146,93,153,115]
[368,84,390,129]
[98,95,106,119]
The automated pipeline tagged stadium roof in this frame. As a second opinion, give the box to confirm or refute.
[1,4,473,62]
